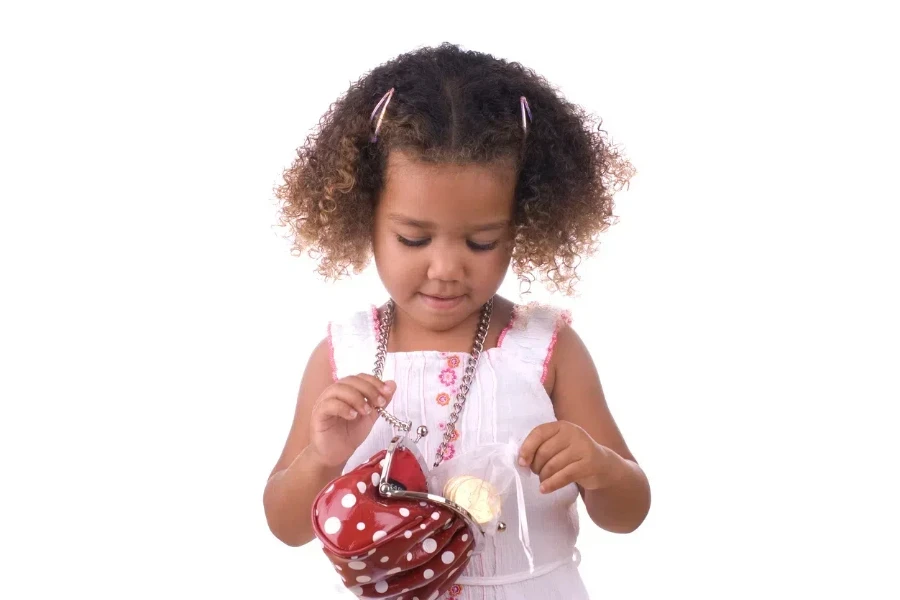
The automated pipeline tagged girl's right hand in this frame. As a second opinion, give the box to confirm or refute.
[308,374,397,468]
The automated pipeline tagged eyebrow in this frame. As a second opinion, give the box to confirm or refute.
[387,213,510,232]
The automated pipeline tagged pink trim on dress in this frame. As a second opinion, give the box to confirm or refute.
[371,305,381,340]
[496,303,519,348]
[327,321,338,382]
[541,310,573,384]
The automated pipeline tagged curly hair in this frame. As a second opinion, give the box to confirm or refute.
[274,43,636,294]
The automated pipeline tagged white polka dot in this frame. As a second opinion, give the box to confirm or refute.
[380,556,389,563]
[379,459,386,468]
[324,517,341,535]
[400,507,410,517]
[420,524,427,530]
[372,472,381,486]
[375,581,389,593]
[423,569,434,580]
[404,530,412,538]
[356,576,371,583]
[467,550,473,557]
[326,483,335,493]
[357,481,366,493]
[349,586,363,596]
[334,565,342,571]
[388,567,402,575]
[342,494,357,508]
[422,538,437,553]
[348,561,367,571]
[442,550,455,564]
[420,502,428,507]
[431,511,440,520]
[357,522,366,531]
[428,592,440,600]
[373,531,386,542]
[407,552,413,561]
[461,533,468,542]
[368,548,377,556]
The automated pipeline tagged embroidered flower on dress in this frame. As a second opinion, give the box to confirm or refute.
[436,392,450,406]
[439,368,457,387]
[447,355,461,369]
[441,443,456,461]
[448,584,463,596]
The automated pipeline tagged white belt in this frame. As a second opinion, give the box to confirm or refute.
[454,548,581,586]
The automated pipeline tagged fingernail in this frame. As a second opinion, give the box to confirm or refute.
[349,410,358,419]
[518,457,528,467]
[382,382,394,393]
[376,396,386,408]
[539,483,547,493]
[364,404,372,415]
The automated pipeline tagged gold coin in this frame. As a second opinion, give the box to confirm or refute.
[449,477,500,524]
[443,476,474,502]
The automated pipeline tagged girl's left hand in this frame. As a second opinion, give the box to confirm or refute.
[518,421,623,494]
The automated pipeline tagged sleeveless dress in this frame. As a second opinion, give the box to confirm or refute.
[328,302,590,600]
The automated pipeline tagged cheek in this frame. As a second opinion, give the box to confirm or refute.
[474,248,513,283]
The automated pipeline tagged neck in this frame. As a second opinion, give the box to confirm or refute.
[386,299,490,354]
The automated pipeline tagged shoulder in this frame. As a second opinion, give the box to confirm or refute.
[542,308,586,395]
[498,300,573,389]
[327,305,380,382]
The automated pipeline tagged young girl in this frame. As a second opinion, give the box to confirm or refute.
[264,43,650,600]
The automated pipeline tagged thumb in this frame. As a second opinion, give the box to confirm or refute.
[380,380,397,407]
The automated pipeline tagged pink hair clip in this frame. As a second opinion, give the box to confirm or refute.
[520,96,533,135]
[369,88,395,142]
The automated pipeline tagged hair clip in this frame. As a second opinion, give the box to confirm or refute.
[520,96,533,135]
[369,88,395,142]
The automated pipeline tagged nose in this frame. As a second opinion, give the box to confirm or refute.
[425,243,465,283]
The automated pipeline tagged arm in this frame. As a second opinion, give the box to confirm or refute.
[263,338,339,547]
[525,324,651,534]
[263,338,396,547]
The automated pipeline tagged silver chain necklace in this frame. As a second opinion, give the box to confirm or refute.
[373,297,493,468]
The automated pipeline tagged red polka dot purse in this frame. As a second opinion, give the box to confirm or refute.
[312,300,499,600]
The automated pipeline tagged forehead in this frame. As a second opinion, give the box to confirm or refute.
[379,151,516,225]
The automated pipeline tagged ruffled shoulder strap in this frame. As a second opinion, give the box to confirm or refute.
[327,305,380,382]
[496,302,572,384]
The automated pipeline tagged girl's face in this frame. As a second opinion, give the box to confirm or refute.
[373,151,516,333]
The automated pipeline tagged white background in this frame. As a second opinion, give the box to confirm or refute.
[2,1,898,598]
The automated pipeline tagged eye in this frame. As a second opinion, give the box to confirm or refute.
[467,240,499,252]
[397,235,429,247]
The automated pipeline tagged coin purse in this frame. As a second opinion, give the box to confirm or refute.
[312,434,497,599]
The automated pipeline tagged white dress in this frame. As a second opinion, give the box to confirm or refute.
[328,302,590,600]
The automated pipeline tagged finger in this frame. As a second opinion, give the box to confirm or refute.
[327,383,373,416]
[539,460,586,494]
[341,375,393,409]
[518,422,562,468]
[531,434,571,476]
[538,447,578,483]
[353,373,397,399]
[315,397,361,422]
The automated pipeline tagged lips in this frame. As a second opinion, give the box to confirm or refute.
[419,294,465,310]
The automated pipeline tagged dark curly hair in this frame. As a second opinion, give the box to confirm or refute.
[275,43,636,294]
